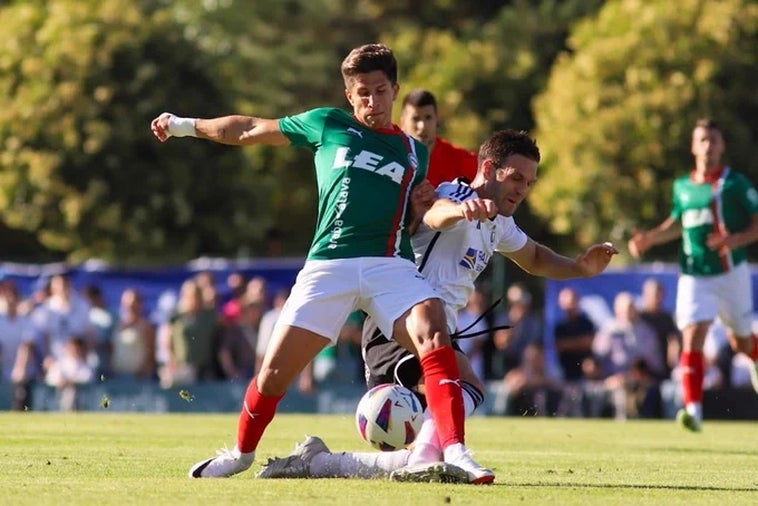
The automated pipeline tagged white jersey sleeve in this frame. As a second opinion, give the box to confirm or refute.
[436,180,476,204]
[411,179,529,332]
[493,216,528,253]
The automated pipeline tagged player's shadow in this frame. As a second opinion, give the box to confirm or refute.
[653,446,757,457]
[512,481,758,493]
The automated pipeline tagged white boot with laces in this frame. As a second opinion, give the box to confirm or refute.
[189,446,255,478]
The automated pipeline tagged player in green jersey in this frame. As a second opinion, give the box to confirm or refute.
[151,43,493,482]
[628,118,758,432]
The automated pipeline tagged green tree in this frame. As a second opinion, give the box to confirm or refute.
[168,0,387,257]
[0,0,261,264]
[531,0,758,261]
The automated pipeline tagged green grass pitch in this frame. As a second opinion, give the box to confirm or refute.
[1,412,756,505]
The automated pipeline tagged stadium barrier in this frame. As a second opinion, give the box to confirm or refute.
[1,379,755,420]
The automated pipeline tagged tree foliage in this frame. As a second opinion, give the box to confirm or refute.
[0,0,259,264]
[2,0,755,265]
[531,0,758,260]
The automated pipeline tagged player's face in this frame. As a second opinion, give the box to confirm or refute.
[399,104,438,148]
[486,154,538,217]
[691,126,724,168]
[344,71,399,130]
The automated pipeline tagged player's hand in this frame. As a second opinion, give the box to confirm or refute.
[460,198,498,222]
[576,241,618,276]
[410,180,436,216]
[706,230,731,254]
[150,112,174,142]
[627,230,648,259]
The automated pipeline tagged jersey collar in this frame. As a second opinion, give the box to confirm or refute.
[690,165,724,184]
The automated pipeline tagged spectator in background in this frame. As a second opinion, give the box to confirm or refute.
[221,271,248,324]
[83,284,115,377]
[29,274,94,369]
[553,286,596,416]
[398,88,477,188]
[455,286,491,382]
[44,335,95,411]
[245,276,269,309]
[1,282,29,381]
[592,291,663,419]
[554,287,596,382]
[501,342,562,416]
[217,301,260,381]
[255,287,290,374]
[195,271,221,311]
[628,119,758,432]
[637,278,680,379]
[110,288,156,381]
[624,357,663,419]
[158,278,221,388]
[491,283,543,378]
[1,282,38,410]
[17,276,51,317]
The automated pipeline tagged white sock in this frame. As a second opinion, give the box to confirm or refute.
[408,387,479,466]
[443,442,467,463]
[686,402,703,421]
[309,449,410,478]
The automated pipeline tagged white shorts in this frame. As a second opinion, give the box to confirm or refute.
[675,261,753,336]
[276,257,440,344]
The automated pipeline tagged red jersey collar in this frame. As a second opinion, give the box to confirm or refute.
[690,165,724,184]
[351,116,403,135]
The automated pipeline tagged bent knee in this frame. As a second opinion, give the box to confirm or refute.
[255,368,291,396]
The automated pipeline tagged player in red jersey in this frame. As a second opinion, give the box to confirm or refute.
[399,89,478,188]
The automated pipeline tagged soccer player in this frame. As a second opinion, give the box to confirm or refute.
[628,118,758,432]
[257,129,619,483]
[150,43,489,481]
[399,89,478,188]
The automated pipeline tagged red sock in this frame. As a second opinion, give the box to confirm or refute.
[420,346,464,449]
[750,335,758,362]
[680,351,704,406]
[236,376,283,453]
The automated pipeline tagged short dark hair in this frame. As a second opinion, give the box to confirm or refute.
[341,43,397,85]
[695,118,721,132]
[402,88,437,111]
[478,129,541,168]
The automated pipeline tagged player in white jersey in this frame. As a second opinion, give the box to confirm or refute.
[258,129,619,483]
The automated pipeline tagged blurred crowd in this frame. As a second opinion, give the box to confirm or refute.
[0,271,363,411]
[0,272,753,414]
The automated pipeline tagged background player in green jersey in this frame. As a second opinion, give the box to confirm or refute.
[628,118,758,432]
[151,43,492,482]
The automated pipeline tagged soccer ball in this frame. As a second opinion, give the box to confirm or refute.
[355,383,424,451]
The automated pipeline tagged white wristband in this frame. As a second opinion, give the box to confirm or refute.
[167,114,197,138]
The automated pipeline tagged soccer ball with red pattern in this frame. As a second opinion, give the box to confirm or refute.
[355,383,424,451]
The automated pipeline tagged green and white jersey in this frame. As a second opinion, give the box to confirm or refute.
[670,167,758,275]
[279,107,428,261]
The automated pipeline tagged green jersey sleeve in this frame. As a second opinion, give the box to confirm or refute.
[412,141,429,187]
[732,172,758,215]
[278,107,335,149]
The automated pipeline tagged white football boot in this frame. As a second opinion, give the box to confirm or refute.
[189,446,255,478]
[389,461,469,483]
[256,435,331,479]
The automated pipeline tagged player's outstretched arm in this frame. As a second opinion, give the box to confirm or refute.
[150,112,289,147]
[627,217,681,259]
[506,238,617,280]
